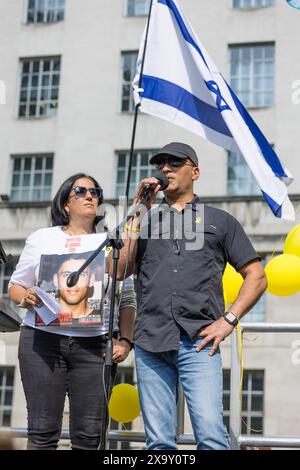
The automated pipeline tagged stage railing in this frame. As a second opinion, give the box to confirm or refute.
[229,322,300,450]
[1,322,300,449]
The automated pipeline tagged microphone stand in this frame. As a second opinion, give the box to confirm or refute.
[98,231,123,451]
[66,197,150,450]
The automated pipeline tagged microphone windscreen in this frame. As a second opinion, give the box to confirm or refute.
[67,272,79,288]
[154,173,169,191]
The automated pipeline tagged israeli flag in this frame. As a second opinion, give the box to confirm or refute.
[133,0,294,220]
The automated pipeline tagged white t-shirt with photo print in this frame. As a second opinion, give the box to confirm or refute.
[9,226,135,337]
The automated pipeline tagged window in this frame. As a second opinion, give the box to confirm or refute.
[121,52,138,112]
[27,0,65,23]
[232,0,275,8]
[116,150,157,198]
[127,0,151,16]
[11,154,53,202]
[19,57,61,118]
[223,369,264,435]
[0,367,15,427]
[242,293,265,322]
[227,151,260,196]
[108,367,134,450]
[0,262,15,307]
[229,44,275,107]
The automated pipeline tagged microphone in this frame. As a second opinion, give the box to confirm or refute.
[66,271,80,288]
[140,173,169,201]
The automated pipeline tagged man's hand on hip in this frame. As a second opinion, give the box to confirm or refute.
[195,317,235,356]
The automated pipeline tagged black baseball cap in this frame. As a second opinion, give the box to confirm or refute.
[150,142,198,166]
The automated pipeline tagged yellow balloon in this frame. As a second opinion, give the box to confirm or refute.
[109,384,140,423]
[265,254,300,296]
[284,224,300,258]
[223,288,229,311]
[222,263,243,304]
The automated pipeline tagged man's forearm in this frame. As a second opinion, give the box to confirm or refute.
[113,213,143,280]
[230,272,267,320]
[119,307,136,341]
[117,236,138,279]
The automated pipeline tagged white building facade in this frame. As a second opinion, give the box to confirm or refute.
[0,0,300,449]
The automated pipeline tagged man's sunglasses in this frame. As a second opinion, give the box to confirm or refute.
[71,186,103,200]
[155,157,194,170]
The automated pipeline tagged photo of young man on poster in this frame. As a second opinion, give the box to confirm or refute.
[36,250,105,327]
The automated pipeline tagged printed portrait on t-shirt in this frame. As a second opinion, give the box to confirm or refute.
[35,250,105,327]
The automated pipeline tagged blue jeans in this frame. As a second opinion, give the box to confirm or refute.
[135,336,229,450]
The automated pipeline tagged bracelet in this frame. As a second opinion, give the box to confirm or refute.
[125,223,140,233]
[119,336,134,350]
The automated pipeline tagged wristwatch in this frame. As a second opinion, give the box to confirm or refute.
[119,336,134,350]
[223,311,239,327]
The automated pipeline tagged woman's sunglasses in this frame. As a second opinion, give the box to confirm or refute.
[71,186,103,200]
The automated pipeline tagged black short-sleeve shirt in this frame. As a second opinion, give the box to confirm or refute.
[134,196,260,352]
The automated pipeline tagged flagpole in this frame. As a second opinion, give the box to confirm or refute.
[125,0,154,202]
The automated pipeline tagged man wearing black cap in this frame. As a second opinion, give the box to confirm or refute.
[118,142,267,450]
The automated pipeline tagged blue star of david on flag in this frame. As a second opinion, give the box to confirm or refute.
[205,81,231,112]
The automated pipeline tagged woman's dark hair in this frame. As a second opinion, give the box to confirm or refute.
[50,173,104,229]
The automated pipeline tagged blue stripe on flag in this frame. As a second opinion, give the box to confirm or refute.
[157,0,210,70]
[262,191,282,218]
[225,81,288,179]
[141,75,233,138]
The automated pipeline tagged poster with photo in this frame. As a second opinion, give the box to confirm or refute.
[35,249,105,328]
